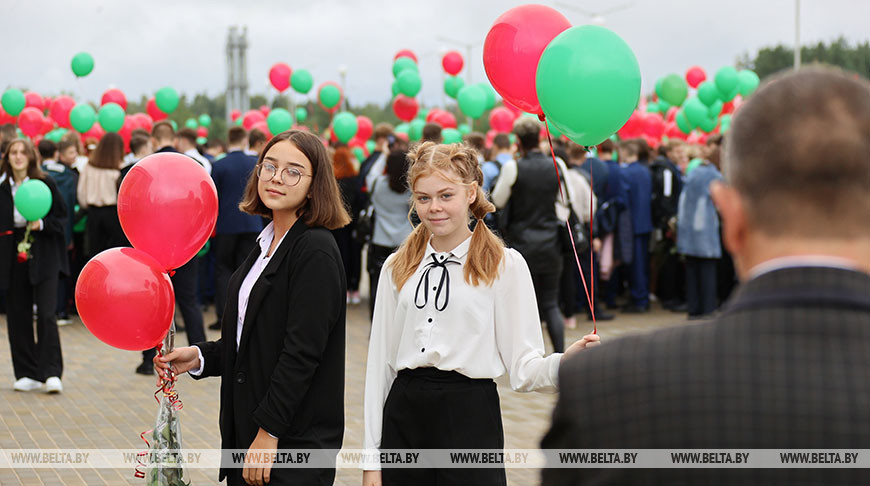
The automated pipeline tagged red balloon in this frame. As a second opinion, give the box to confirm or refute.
[259,105,271,116]
[394,49,418,63]
[485,129,498,148]
[146,97,167,121]
[75,247,175,351]
[392,95,418,122]
[40,116,54,135]
[251,120,272,139]
[664,122,688,141]
[665,106,678,123]
[118,152,218,270]
[83,123,106,143]
[685,66,707,89]
[426,109,457,129]
[356,116,373,141]
[243,110,266,130]
[101,88,128,111]
[0,104,15,125]
[230,109,241,122]
[269,62,292,92]
[721,99,736,115]
[197,127,208,138]
[17,107,43,137]
[687,131,707,145]
[395,132,409,142]
[643,113,665,139]
[442,51,464,75]
[348,136,369,156]
[483,5,571,115]
[119,117,136,150]
[489,107,515,133]
[617,110,643,139]
[134,113,154,133]
[24,92,45,112]
[49,96,75,128]
[503,100,523,118]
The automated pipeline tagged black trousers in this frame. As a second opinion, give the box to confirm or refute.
[7,258,63,380]
[85,205,126,257]
[381,368,507,486]
[685,256,718,316]
[332,225,362,291]
[214,233,257,322]
[367,244,396,320]
[142,257,205,362]
[531,268,565,353]
[56,248,74,317]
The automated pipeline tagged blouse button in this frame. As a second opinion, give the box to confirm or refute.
[427,318,432,323]
[421,348,425,352]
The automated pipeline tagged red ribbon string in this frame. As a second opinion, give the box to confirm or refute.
[134,428,153,479]
[542,119,596,334]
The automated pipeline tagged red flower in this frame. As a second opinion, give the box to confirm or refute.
[16,251,27,263]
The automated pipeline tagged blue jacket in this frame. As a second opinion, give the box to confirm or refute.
[211,151,263,235]
[677,163,723,258]
[621,161,653,235]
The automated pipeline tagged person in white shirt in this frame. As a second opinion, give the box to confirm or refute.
[362,142,600,486]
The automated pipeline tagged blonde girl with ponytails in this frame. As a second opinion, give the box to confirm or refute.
[362,142,600,486]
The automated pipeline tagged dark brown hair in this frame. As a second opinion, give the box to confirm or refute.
[248,128,267,151]
[492,133,511,150]
[177,127,197,145]
[725,67,870,238]
[596,139,615,155]
[89,132,124,169]
[422,123,442,143]
[2,139,46,181]
[373,123,394,141]
[238,130,351,230]
[227,126,247,146]
[151,120,175,141]
[463,132,485,152]
[385,149,409,193]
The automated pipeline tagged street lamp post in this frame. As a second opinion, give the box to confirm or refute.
[339,65,348,111]
[794,0,801,70]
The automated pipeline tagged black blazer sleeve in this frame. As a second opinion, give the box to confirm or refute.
[192,339,223,379]
[39,176,68,239]
[251,246,344,437]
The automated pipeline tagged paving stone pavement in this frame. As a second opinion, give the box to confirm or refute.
[0,299,689,485]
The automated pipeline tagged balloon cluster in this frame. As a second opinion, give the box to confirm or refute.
[75,153,218,351]
[484,5,641,147]
[391,50,421,125]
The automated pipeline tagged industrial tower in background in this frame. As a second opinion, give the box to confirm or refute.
[225,26,249,120]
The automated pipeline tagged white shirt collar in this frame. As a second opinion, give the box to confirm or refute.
[748,255,865,280]
[425,235,472,261]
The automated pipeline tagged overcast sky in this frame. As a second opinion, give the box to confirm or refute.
[2,0,868,110]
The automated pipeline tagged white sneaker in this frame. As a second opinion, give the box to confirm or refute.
[45,377,63,394]
[350,291,361,305]
[13,377,43,392]
[57,317,72,327]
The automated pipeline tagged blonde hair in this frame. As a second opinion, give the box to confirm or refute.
[390,142,504,290]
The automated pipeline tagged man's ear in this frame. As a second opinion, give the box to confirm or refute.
[710,181,747,258]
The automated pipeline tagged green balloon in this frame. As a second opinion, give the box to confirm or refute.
[646,101,659,113]
[545,119,562,138]
[352,146,366,162]
[698,116,718,133]
[198,114,212,128]
[319,85,341,109]
[69,104,96,133]
[536,25,641,146]
[1,89,26,116]
[675,110,692,134]
[416,108,429,121]
[394,123,410,135]
[332,111,358,143]
[442,128,462,144]
[444,76,465,99]
[719,113,732,133]
[457,124,471,135]
[14,179,52,221]
[46,128,69,143]
[717,84,739,103]
[392,58,418,78]
[234,117,242,126]
[291,69,314,94]
[686,157,704,175]
[737,70,760,97]
[169,120,178,132]
[714,66,739,99]
[397,70,422,97]
[657,73,688,107]
[196,136,208,145]
[295,107,307,123]
[391,81,399,97]
[98,103,125,132]
[697,81,721,107]
[683,97,708,128]
[185,118,198,129]
[155,87,179,114]
[476,82,497,110]
[707,100,723,118]
[654,78,665,99]
[196,240,210,258]
[71,52,94,77]
[409,119,425,141]
[657,99,672,113]
[365,140,376,153]
[457,85,487,119]
[267,108,293,135]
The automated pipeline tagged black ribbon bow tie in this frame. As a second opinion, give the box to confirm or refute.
[414,253,461,312]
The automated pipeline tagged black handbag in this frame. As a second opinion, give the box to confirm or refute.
[352,178,377,244]
[558,176,590,253]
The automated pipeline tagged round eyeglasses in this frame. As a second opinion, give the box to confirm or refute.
[256,162,312,187]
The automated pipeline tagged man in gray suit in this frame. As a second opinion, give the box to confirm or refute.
[541,67,870,485]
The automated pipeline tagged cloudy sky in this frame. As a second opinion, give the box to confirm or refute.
[2,0,868,109]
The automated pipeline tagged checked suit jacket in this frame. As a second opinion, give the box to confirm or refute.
[541,266,870,486]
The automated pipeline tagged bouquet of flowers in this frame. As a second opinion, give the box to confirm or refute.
[16,225,33,263]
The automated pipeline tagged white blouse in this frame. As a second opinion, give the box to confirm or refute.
[362,236,562,469]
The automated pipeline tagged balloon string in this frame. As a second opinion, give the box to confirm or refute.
[135,346,183,479]
[543,119,596,334]
[134,428,152,479]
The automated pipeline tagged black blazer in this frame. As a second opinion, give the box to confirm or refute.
[542,266,870,485]
[0,174,69,289]
[193,219,346,484]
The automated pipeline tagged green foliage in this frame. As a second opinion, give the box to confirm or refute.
[739,36,870,80]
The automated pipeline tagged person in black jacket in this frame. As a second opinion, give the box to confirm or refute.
[155,129,350,486]
[1,139,69,393]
